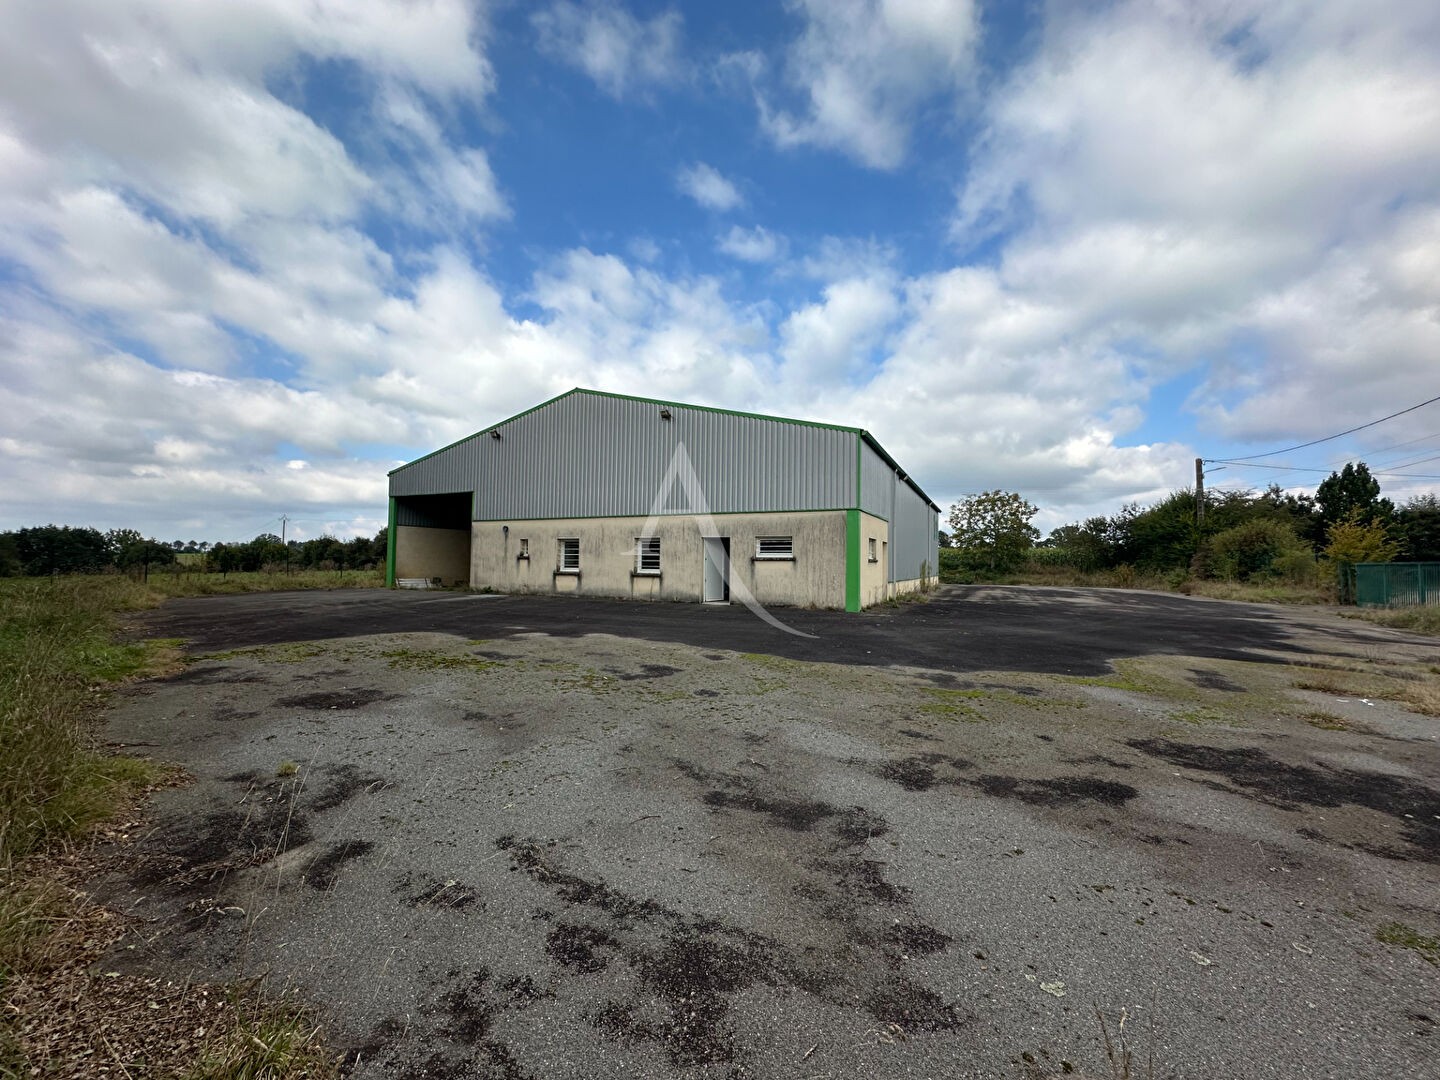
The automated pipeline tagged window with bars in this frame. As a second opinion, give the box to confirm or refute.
[558,537,580,572]
[867,537,878,563]
[635,536,661,574]
[755,536,793,560]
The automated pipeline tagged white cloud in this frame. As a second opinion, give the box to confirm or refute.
[779,276,899,384]
[760,0,980,168]
[533,1,683,100]
[4,0,1439,544]
[370,83,508,228]
[913,0,1440,517]
[675,162,745,212]
[717,225,784,262]
[0,0,495,233]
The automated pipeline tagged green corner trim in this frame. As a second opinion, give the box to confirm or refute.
[845,509,862,612]
[385,497,397,587]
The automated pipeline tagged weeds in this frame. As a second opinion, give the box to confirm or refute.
[1291,666,1376,696]
[183,998,337,1080]
[1094,1006,1156,1080]
[1303,712,1355,731]
[144,568,382,598]
[0,578,165,864]
[1291,663,1440,717]
[1345,606,1440,637]
[1066,659,1164,695]
[917,688,981,721]
[0,576,340,1077]
[1376,922,1440,964]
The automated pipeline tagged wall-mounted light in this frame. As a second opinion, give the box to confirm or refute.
[659,408,672,420]
[503,525,509,537]
[490,429,502,440]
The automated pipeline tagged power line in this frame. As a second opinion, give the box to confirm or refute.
[1322,428,1440,469]
[1208,392,1440,464]
[1377,450,1440,473]
[1212,460,1440,480]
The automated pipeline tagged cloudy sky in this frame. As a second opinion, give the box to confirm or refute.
[2,0,1439,543]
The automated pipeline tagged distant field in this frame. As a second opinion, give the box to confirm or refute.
[140,567,384,597]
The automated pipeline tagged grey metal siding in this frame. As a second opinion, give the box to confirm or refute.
[858,442,894,521]
[891,483,939,583]
[390,391,855,518]
[859,441,937,583]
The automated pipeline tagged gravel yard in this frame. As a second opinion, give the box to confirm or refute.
[90,587,1440,1079]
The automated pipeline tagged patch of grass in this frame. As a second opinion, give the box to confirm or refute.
[1184,580,1331,605]
[1066,660,1164,695]
[183,1000,338,1080]
[1171,706,1241,727]
[1290,662,1440,717]
[740,652,803,671]
[1302,711,1355,731]
[875,589,933,608]
[0,579,169,863]
[1397,679,1440,717]
[0,577,341,1077]
[1376,921,1440,964]
[145,568,383,598]
[1346,606,1440,636]
[1291,666,1376,696]
[917,688,981,721]
[0,877,68,992]
[276,761,299,778]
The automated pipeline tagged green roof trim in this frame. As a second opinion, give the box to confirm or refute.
[389,387,938,511]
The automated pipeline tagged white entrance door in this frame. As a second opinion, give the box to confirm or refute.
[702,537,730,602]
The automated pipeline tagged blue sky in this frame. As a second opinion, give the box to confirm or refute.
[1,0,1438,543]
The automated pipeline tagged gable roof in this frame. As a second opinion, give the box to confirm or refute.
[391,387,938,511]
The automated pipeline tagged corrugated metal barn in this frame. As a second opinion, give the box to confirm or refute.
[387,389,939,611]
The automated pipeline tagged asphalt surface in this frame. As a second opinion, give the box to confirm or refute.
[131,584,1399,675]
[93,586,1440,1079]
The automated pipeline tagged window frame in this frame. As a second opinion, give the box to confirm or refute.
[755,536,794,561]
[634,535,661,575]
[867,537,878,563]
[558,537,580,573]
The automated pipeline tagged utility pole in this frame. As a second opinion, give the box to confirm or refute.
[280,514,290,575]
[1194,459,1205,529]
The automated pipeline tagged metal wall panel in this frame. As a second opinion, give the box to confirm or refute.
[859,443,894,520]
[390,391,856,518]
[858,442,939,583]
[891,483,939,583]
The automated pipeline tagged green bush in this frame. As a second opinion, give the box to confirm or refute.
[938,548,970,583]
[1203,519,1314,583]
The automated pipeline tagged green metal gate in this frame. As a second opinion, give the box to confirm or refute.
[1354,562,1440,607]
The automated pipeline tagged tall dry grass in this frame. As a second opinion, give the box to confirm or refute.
[0,577,162,866]
[0,575,341,1077]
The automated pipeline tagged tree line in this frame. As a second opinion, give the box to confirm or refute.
[943,463,1440,588]
[0,526,388,578]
